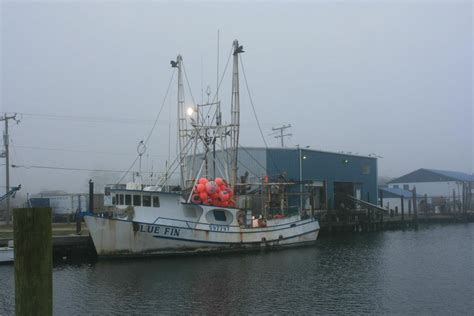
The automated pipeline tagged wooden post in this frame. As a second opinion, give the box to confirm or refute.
[366,207,371,232]
[14,207,52,316]
[469,182,472,211]
[452,189,456,212]
[89,179,94,213]
[462,183,466,213]
[401,195,405,221]
[380,205,384,227]
[75,194,81,235]
[424,194,428,214]
[412,187,418,228]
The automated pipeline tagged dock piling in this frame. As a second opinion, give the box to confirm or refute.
[401,196,405,221]
[14,207,52,316]
[89,179,94,212]
[412,187,418,229]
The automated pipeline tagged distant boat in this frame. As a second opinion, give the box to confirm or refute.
[0,187,19,264]
[84,40,320,257]
[0,241,14,264]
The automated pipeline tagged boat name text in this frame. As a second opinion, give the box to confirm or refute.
[139,224,180,237]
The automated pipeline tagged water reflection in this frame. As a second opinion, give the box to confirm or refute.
[1,224,473,315]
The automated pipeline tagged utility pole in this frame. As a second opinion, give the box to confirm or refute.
[1,113,19,226]
[272,124,292,147]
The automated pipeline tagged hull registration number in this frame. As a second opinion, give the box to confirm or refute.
[209,224,229,232]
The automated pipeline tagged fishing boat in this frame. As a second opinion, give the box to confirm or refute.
[83,40,320,257]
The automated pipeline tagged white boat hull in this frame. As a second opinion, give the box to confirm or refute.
[84,215,320,257]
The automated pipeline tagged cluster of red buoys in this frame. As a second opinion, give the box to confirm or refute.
[191,177,235,207]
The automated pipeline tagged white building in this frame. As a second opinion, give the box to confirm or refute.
[387,168,474,211]
[30,191,89,215]
[379,187,422,213]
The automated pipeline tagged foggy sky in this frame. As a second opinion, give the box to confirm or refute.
[1,0,472,195]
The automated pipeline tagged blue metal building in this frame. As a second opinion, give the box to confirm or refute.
[191,147,378,210]
[234,147,378,210]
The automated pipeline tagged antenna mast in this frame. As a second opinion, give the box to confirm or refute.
[137,141,146,184]
[230,40,244,189]
[171,55,187,188]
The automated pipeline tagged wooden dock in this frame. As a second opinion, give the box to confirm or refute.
[1,234,95,255]
[318,209,473,234]
[1,223,96,262]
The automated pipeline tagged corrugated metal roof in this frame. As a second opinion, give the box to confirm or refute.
[425,169,474,182]
[244,146,377,159]
[380,187,422,198]
[388,168,474,184]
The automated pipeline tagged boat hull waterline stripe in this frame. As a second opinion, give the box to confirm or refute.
[151,228,320,245]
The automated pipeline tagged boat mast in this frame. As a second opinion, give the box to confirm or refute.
[230,40,244,188]
[172,55,187,188]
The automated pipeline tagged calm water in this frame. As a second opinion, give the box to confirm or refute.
[1,223,473,315]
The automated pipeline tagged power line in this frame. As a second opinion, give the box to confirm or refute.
[11,145,168,158]
[271,124,292,147]
[9,138,29,194]
[11,164,163,174]
[1,112,169,126]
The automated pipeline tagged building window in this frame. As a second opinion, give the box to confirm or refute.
[112,195,117,205]
[133,195,141,206]
[362,165,370,175]
[403,184,409,190]
[125,194,131,205]
[143,195,151,207]
[393,185,399,189]
[213,210,227,222]
[119,194,124,205]
[153,196,160,207]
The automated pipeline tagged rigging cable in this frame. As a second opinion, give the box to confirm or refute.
[239,56,282,176]
[181,60,197,107]
[202,45,233,125]
[157,45,234,185]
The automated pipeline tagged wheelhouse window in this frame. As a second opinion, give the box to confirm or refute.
[133,195,141,206]
[125,194,131,205]
[143,195,151,207]
[213,210,227,222]
[153,196,160,207]
[119,194,124,205]
[112,195,117,205]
